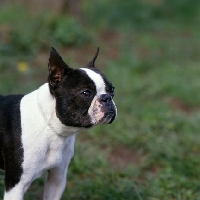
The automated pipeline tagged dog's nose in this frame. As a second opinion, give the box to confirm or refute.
[100,94,112,104]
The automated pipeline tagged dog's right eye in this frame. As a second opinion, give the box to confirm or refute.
[81,90,92,97]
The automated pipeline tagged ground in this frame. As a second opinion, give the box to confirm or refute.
[1,2,200,199]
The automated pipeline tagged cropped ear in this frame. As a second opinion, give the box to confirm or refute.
[86,47,99,68]
[48,47,72,88]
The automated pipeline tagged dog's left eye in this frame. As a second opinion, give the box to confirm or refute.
[81,90,92,97]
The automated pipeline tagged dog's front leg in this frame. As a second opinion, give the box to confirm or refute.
[43,165,69,200]
[3,183,25,200]
[43,135,75,200]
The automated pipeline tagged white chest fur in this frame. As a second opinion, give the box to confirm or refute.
[19,84,79,187]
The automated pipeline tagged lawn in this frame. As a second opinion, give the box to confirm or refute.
[1,1,200,199]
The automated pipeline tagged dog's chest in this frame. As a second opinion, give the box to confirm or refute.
[42,134,67,169]
[21,130,75,182]
[20,87,74,171]
[42,131,75,171]
[23,128,73,168]
[18,85,78,184]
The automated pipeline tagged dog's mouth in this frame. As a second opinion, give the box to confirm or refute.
[101,112,116,124]
[88,97,117,126]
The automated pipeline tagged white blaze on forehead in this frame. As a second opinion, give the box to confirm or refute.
[80,68,106,95]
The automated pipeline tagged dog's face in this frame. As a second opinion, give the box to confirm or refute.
[48,48,117,128]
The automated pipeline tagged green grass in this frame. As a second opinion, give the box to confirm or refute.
[1,2,200,200]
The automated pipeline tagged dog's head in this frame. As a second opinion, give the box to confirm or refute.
[48,47,117,128]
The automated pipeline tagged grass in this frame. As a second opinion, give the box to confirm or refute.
[1,2,200,199]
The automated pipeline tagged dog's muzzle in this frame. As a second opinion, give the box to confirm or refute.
[99,94,117,124]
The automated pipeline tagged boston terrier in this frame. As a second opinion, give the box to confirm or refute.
[0,47,117,200]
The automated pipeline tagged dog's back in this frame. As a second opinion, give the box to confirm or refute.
[0,94,24,190]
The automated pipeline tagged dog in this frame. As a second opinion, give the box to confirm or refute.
[0,47,117,200]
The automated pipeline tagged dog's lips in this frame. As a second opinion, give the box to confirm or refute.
[101,112,116,124]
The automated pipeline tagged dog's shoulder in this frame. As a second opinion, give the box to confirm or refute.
[0,94,24,122]
[0,94,24,106]
[0,94,24,128]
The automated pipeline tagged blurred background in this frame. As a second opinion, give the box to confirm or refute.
[1,0,200,199]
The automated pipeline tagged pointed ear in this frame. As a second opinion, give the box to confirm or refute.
[86,47,99,68]
[48,47,72,87]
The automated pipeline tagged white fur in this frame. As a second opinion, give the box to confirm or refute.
[4,84,78,200]
[80,68,117,124]
[80,68,106,95]
[80,68,107,124]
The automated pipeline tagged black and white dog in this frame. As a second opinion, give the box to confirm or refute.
[0,48,117,200]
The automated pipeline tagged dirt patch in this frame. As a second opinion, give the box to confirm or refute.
[108,145,144,169]
[164,97,197,114]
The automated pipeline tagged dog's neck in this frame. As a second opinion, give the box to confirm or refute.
[37,83,82,137]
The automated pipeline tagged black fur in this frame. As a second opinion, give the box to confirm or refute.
[53,69,97,128]
[0,95,24,191]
